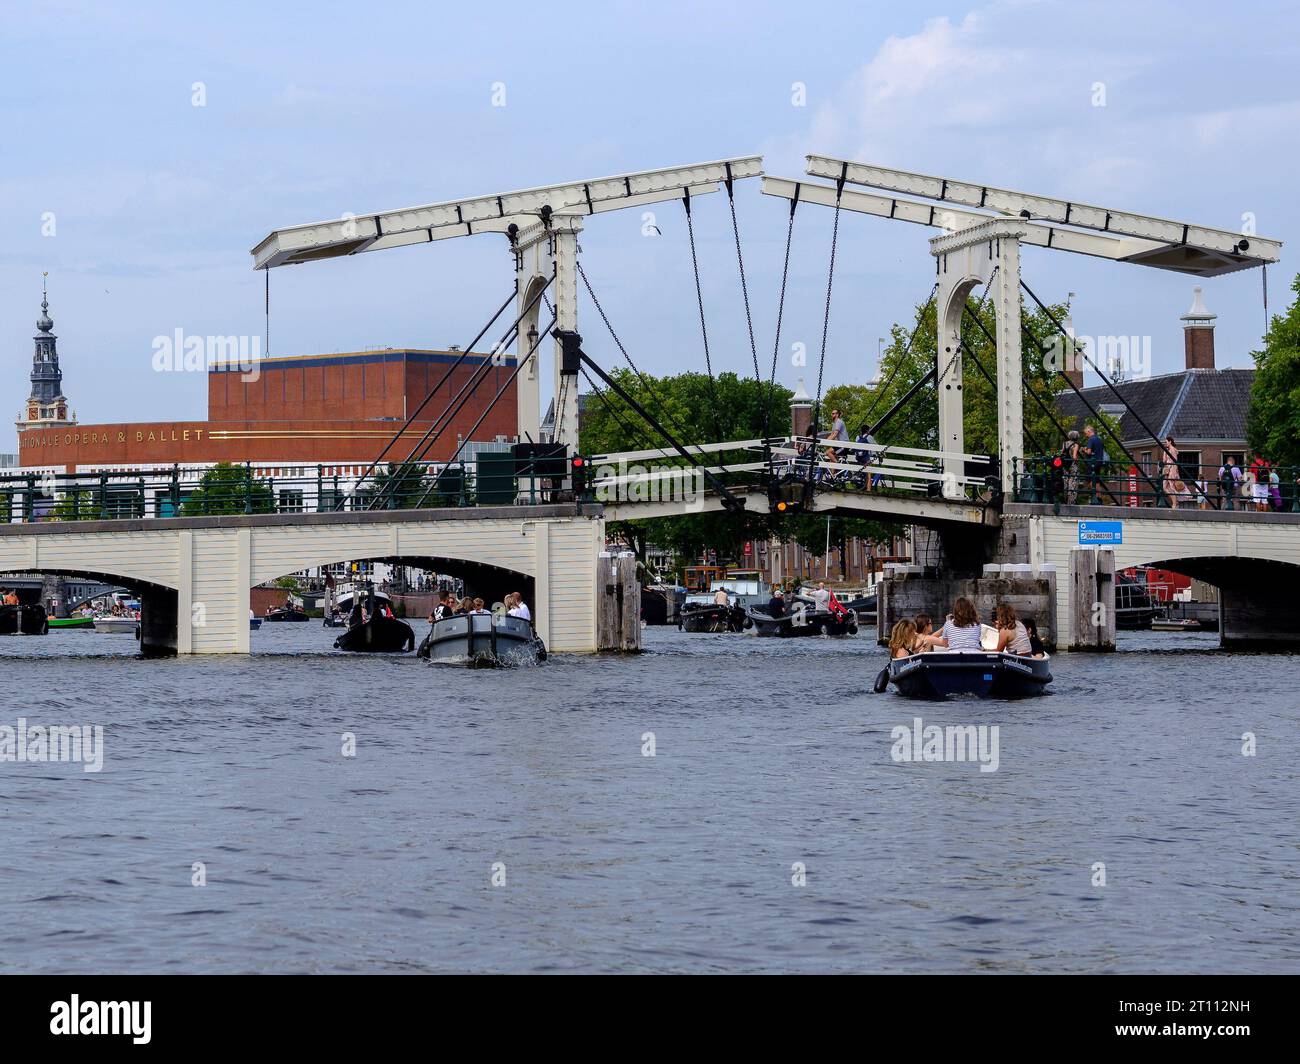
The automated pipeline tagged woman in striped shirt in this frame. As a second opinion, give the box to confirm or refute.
[935,597,983,650]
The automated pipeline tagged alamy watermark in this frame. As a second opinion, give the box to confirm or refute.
[1,719,104,772]
[593,462,705,511]
[890,716,1000,773]
[1044,332,1152,381]
[152,329,261,381]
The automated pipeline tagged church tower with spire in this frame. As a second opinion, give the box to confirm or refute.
[17,275,76,434]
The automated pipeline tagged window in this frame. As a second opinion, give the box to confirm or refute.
[1176,450,1201,485]
[1140,451,1153,475]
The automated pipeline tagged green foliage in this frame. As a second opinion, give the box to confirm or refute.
[180,462,275,516]
[360,461,434,509]
[50,490,101,521]
[822,293,1072,456]
[1247,273,1300,468]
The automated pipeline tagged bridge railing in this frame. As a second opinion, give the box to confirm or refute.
[0,460,567,524]
[587,435,997,506]
[1013,456,1300,512]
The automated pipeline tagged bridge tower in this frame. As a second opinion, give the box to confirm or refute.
[931,219,1027,496]
[512,214,582,449]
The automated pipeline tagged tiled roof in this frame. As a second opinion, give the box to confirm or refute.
[1055,368,1252,445]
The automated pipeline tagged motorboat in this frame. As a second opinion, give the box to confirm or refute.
[263,605,310,622]
[679,601,750,633]
[249,617,263,631]
[48,615,95,631]
[92,616,138,635]
[680,571,769,633]
[417,613,546,667]
[888,650,1053,699]
[323,584,392,628]
[0,601,48,636]
[332,587,415,652]
[746,595,858,637]
[885,626,1052,699]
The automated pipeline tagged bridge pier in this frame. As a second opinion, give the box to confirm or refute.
[140,586,179,657]
[878,566,1057,649]
[1220,577,1300,649]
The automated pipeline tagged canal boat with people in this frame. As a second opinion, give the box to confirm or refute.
[0,596,48,636]
[332,585,415,653]
[679,570,769,633]
[746,592,859,637]
[417,612,546,666]
[880,603,1053,699]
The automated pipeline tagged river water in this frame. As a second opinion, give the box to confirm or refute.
[1,622,1297,974]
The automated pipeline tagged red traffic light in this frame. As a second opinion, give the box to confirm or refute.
[1052,456,1063,468]
[572,457,585,467]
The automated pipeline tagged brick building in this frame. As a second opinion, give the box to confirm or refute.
[13,287,517,475]
[1057,286,1253,485]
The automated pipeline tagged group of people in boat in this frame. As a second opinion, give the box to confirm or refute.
[887,597,1047,660]
[427,590,532,624]
[763,581,851,619]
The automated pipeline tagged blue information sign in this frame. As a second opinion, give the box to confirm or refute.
[1078,519,1122,545]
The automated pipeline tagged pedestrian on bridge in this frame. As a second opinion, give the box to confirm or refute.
[1218,456,1241,510]
[1161,436,1181,509]
[1060,430,1080,504]
[1082,425,1108,505]
[1249,456,1272,512]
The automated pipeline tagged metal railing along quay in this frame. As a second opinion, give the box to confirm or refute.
[1013,457,1300,512]
[0,459,567,523]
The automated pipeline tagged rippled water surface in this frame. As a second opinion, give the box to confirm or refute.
[1,622,1297,973]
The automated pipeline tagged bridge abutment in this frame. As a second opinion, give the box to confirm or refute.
[878,568,1057,649]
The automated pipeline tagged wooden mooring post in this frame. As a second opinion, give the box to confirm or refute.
[596,551,641,652]
[1068,547,1116,651]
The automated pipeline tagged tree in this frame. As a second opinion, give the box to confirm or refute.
[181,462,275,515]
[359,461,434,509]
[1247,273,1300,469]
[50,490,100,521]
[822,292,1073,458]
[579,370,792,569]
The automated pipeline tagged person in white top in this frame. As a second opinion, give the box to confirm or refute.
[713,587,730,606]
[810,582,831,612]
[506,591,532,622]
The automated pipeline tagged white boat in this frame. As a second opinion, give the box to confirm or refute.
[93,616,138,635]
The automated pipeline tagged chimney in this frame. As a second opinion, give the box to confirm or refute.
[789,377,812,437]
[1181,285,1216,370]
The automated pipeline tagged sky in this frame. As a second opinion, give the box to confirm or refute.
[3,0,1298,449]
